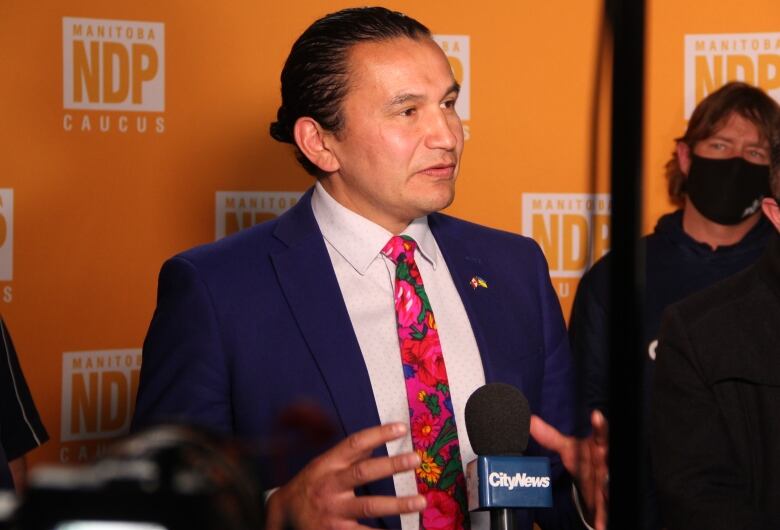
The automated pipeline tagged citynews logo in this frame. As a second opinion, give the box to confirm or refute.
[684,32,780,118]
[522,193,611,279]
[488,472,551,490]
[62,17,165,133]
[434,35,471,140]
[60,349,141,443]
[215,191,303,239]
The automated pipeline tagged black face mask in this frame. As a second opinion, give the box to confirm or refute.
[684,154,770,225]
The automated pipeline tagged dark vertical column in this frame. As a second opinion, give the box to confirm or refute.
[605,0,645,528]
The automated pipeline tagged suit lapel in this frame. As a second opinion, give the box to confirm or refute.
[271,191,382,438]
[430,215,527,391]
[271,192,398,525]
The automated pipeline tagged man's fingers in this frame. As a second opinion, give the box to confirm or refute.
[329,422,409,465]
[529,414,609,529]
[336,451,421,489]
[591,410,609,446]
[530,414,569,454]
[594,481,608,530]
[339,494,426,519]
[589,411,609,498]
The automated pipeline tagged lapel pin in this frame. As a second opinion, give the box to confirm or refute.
[469,276,488,290]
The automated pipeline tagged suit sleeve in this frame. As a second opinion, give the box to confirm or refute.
[527,243,588,530]
[652,306,780,530]
[537,245,580,439]
[132,257,233,434]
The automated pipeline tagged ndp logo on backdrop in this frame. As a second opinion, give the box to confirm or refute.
[60,349,141,450]
[215,191,303,239]
[522,194,611,299]
[62,17,165,133]
[0,190,12,288]
[434,35,471,140]
[684,32,780,118]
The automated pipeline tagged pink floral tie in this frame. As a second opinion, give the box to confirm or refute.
[382,235,469,530]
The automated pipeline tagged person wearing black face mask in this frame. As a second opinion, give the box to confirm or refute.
[568,81,780,530]
[674,97,773,245]
[683,154,770,226]
[651,120,780,530]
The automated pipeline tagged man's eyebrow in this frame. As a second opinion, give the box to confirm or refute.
[709,134,735,143]
[387,93,424,108]
[745,137,770,149]
[385,83,461,109]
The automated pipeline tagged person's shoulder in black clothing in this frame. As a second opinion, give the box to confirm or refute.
[0,316,49,490]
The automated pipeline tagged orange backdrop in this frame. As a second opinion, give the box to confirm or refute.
[0,0,778,466]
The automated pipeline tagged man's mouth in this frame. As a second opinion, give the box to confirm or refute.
[418,163,457,178]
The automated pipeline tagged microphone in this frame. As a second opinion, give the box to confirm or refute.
[464,383,552,530]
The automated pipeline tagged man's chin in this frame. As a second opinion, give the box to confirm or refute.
[437,191,456,211]
[411,190,456,217]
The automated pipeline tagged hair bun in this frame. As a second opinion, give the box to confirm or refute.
[269,106,293,143]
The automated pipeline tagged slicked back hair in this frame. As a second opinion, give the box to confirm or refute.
[269,7,431,177]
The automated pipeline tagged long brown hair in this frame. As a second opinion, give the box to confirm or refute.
[665,82,780,207]
[771,116,780,199]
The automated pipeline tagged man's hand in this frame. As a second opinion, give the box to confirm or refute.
[265,422,426,530]
[530,410,609,530]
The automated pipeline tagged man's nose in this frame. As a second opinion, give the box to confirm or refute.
[425,110,459,150]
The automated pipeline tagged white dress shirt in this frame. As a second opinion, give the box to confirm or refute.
[311,182,488,530]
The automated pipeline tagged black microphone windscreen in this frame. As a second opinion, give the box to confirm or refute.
[465,383,530,455]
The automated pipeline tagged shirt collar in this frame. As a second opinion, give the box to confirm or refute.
[311,182,438,275]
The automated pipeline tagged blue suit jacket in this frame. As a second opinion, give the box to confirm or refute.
[132,190,582,529]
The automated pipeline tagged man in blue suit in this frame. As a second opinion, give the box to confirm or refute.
[133,7,606,530]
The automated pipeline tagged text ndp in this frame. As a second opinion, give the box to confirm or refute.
[488,472,551,490]
[522,193,611,278]
[685,32,780,118]
[215,191,303,239]
[61,350,141,442]
[0,190,12,282]
[63,17,165,112]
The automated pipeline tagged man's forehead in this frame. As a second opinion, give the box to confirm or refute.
[708,112,768,144]
[344,37,455,94]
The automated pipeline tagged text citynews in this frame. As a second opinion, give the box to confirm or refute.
[488,472,551,490]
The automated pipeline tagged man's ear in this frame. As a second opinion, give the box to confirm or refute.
[676,142,692,176]
[293,117,340,174]
[761,197,780,232]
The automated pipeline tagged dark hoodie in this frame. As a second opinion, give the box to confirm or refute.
[568,209,772,530]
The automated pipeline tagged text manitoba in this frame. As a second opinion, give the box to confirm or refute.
[695,37,780,53]
[69,352,142,370]
[69,22,158,42]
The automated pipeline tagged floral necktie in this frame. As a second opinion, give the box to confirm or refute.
[382,235,469,530]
